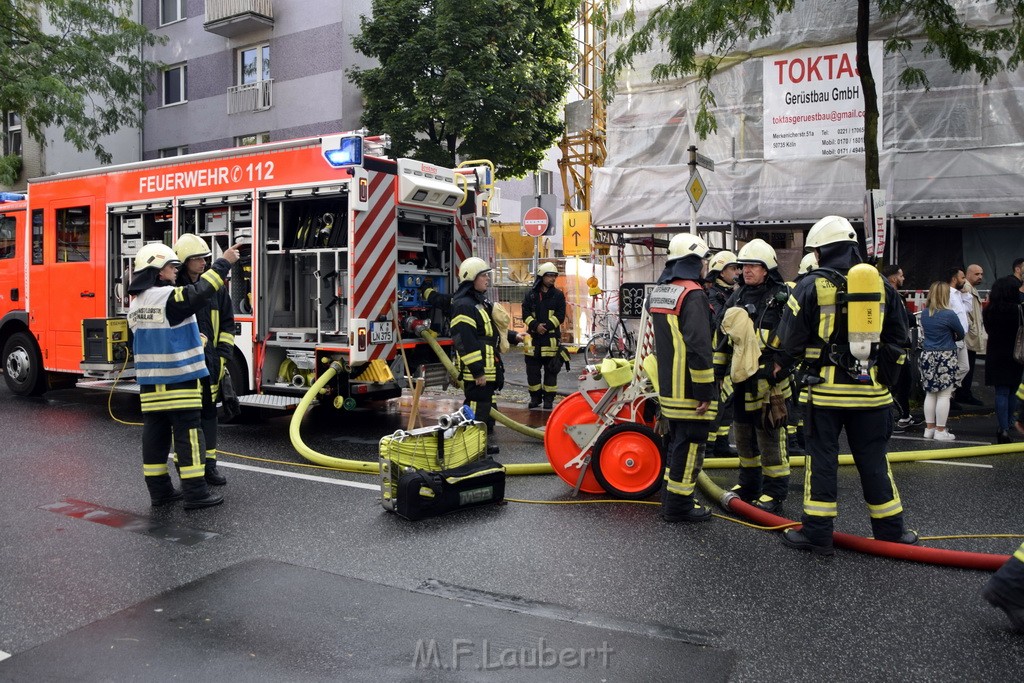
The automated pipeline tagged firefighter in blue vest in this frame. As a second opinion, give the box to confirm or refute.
[715,239,792,512]
[174,233,235,486]
[650,234,718,522]
[774,216,916,555]
[127,241,241,509]
[522,262,567,409]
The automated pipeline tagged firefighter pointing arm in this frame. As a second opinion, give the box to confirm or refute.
[174,233,238,487]
[127,242,241,510]
[775,216,916,556]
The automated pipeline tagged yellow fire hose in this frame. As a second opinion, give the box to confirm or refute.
[289,334,1023,480]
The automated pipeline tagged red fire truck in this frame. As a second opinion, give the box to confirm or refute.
[0,133,494,413]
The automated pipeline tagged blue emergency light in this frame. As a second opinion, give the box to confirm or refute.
[322,135,363,167]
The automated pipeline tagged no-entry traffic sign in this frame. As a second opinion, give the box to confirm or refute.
[523,206,550,237]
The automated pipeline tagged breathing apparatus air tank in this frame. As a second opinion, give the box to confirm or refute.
[845,263,884,380]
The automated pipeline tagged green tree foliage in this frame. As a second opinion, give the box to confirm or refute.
[349,0,575,177]
[609,0,1024,189]
[0,0,162,164]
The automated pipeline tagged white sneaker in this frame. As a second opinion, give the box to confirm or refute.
[923,428,935,439]
[933,429,956,441]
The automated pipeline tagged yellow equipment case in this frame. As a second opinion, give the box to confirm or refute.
[379,414,504,520]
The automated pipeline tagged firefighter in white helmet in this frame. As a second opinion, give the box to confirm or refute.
[797,252,818,277]
[703,250,740,458]
[774,215,916,555]
[451,257,521,454]
[127,240,242,509]
[522,261,567,409]
[649,234,717,522]
[705,250,740,317]
[174,233,236,487]
[714,238,792,513]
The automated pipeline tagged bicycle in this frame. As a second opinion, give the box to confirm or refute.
[582,297,636,365]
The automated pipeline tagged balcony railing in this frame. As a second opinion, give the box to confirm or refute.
[227,79,273,115]
[204,0,273,37]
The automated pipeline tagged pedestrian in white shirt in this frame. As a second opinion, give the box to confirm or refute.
[955,264,986,406]
[946,267,970,406]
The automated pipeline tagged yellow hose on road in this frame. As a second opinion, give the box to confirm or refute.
[701,441,1024,468]
[289,361,379,474]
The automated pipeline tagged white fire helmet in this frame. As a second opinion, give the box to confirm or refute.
[133,243,180,273]
[736,238,778,270]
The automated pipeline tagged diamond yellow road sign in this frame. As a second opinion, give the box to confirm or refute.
[686,168,707,212]
[562,210,591,256]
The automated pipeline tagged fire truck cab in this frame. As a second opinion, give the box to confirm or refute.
[0,134,494,413]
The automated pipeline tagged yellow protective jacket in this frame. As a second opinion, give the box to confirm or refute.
[648,278,717,421]
[777,263,910,409]
[713,275,793,412]
[522,280,566,358]
[451,281,499,383]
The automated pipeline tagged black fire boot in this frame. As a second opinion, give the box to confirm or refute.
[730,466,762,503]
[661,489,712,523]
[787,431,807,456]
[527,391,543,409]
[754,475,789,513]
[205,459,227,486]
[181,478,224,510]
[782,528,835,556]
[146,475,183,507]
[712,435,737,457]
[542,391,554,410]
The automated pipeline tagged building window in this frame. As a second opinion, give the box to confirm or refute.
[162,64,187,106]
[239,44,271,85]
[160,0,186,25]
[6,112,21,157]
[534,170,553,195]
[56,206,90,263]
[235,133,270,147]
[159,146,189,158]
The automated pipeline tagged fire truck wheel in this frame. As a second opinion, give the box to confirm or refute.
[3,331,47,397]
[592,423,665,500]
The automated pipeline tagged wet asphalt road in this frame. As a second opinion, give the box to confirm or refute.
[1,353,1023,681]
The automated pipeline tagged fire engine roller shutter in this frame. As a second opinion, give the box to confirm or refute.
[351,170,397,362]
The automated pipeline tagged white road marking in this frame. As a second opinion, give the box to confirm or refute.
[218,461,378,490]
[0,650,10,662]
[919,459,993,469]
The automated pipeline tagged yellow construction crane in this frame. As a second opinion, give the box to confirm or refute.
[557,1,606,213]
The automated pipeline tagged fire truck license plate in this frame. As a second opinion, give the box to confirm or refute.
[370,322,395,344]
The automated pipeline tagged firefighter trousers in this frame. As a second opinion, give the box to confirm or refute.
[464,382,496,431]
[801,404,907,544]
[662,420,710,514]
[733,405,789,501]
[525,355,559,397]
[199,375,219,460]
[143,408,207,483]
[706,377,734,445]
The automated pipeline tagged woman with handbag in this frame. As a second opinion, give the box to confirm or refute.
[983,277,1024,443]
[919,281,965,441]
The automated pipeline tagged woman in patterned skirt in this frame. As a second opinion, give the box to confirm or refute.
[918,280,965,441]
